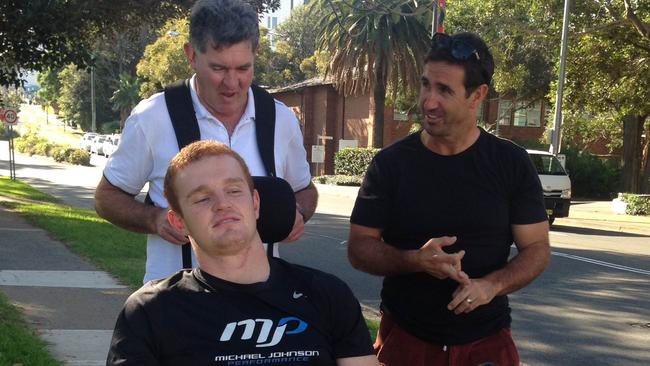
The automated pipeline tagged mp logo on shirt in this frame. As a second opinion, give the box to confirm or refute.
[219,317,308,348]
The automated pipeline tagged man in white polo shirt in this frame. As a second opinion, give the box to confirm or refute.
[94,0,317,283]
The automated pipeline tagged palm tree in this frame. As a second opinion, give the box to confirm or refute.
[312,0,431,148]
[110,73,140,131]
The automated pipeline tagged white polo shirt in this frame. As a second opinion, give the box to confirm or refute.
[103,75,311,283]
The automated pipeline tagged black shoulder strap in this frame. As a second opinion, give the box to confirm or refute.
[251,84,279,258]
[164,79,201,149]
[251,84,276,178]
[162,79,200,269]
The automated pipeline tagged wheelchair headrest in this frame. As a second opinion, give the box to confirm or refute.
[252,176,296,244]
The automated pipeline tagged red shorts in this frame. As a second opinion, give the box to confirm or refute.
[374,313,520,366]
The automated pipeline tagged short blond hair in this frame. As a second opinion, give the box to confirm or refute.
[163,141,254,214]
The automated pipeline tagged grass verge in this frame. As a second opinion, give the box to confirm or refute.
[0,177,146,289]
[0,292,62,366]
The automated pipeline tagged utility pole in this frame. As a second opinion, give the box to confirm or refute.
[550,0,571,155]
[91,65,96,132]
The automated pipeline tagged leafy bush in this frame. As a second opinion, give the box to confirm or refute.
[335,148,379,176]
[33,141,54,157]
[620,194,650,216]
[313,175,363,186]
[14,131,89,166]
[0,123,20,139]
[15,132,48,155]
[563,145,621,199]
[66,149,91,165]
[51,146,69,162]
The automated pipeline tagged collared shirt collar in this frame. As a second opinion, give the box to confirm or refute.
[188,74,256,126]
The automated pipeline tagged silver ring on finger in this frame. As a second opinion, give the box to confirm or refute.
[466,298,473,304]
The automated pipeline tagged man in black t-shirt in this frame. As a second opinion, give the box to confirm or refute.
[107,141,377,366]
[348,32,550,366]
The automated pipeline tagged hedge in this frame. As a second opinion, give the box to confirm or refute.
[334,148,379,176]
[15,131,90,166]
[620,194,650,216]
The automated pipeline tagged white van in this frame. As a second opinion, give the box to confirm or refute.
[527,150,571,224]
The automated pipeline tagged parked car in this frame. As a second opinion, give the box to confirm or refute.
[527,149,571,225]
[90,135,108,155]
[102,135,120,157]
[79,133,98,152]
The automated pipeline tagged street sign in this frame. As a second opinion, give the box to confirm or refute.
[311,145,325,163]
[317,135,333,141]
[338,139,358,150]
[2,108,18,125]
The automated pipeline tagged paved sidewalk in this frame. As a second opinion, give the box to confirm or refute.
[0,205,130,365]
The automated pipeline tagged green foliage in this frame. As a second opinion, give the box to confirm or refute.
[32,141,55,157]
[56,64,90,130]
[620,194,650,216]
[67,149,91,166]
[137,18,193,98]
[335,148,380,176]
[0,86,25,108]
[313,175,363,186]
[110,73,141,127]
[0,123,20,139]
[37,69,62,110]
[15,130,89,165]
[445,0,557,101]
[51,146,71,162]
[0,292,62,366]
[299,51,329,79]
[255,30,301,87]
[101,120,121,134]
[563,145,621,199]
[15,130,49,155]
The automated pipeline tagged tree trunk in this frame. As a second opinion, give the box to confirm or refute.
[641,118,650,193]
[621,114,643,193]
[372,70,386,148]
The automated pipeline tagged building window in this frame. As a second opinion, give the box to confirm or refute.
[271,17,278,29]
[513,101,541,127]
[497,99,512,125]
[267,17,271,29]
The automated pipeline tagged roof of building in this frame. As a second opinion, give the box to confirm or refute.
[267,77,333,94]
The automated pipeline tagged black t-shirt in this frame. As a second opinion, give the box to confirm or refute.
[107,259,374,365]
[350,129,547,345]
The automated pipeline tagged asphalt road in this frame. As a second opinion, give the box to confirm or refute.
[2,140,649,365]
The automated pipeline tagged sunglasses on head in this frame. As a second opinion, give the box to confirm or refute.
[432,33,481,61]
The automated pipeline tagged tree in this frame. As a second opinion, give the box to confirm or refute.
[37,69,62,123]
[0,1,193,87]
[446,0,649,192]
[57,65,91,130]
[110,73,141,130]
[446,0,558,117]
[312,0,431,148]
[137,18,194,98]
[276,5,321,66]
[557,0,650,192]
